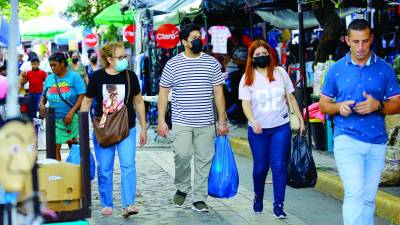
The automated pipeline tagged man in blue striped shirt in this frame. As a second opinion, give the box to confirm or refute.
[158,24,229,212]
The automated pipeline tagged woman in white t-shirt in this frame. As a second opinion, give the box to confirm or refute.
[239,40,304,218]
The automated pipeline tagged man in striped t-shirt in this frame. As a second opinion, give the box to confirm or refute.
[158,24,229,212]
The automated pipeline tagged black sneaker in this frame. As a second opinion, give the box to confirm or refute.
[273,204,287,219]
[173,190,187,207]
[253,195,263,213]
[192,201,209,212]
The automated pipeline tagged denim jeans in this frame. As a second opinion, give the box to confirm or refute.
[93,127,137,208]
[28,93,41,119]
[334,135,386,225]
[248,123,291,208]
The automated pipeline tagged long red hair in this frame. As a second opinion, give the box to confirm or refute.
[244,40,277,86]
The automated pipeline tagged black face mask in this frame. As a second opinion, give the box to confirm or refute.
[90,57,98,63]
[72,58,79,64]
[190,39,203,54]
[252,55,270,68]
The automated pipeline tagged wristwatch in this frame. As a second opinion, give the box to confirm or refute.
[377,101,384,111]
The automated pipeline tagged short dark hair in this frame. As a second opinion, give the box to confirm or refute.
[49,52,68,67]
[30,57,39,63]
[28,52,38,61]
[179,23,200,43]
[347,19,371,35]
[87,48,95,55]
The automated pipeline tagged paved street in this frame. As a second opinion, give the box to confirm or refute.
[88,148,307,225]
[37,126,390,225]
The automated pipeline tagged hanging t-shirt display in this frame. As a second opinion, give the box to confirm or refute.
[208,26,231,54]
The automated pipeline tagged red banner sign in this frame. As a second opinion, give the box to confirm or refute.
[84,33,98,47]
[156,24,180,49]
[124,25,136,43]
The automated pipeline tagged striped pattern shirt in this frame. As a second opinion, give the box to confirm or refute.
[160,52,224,127]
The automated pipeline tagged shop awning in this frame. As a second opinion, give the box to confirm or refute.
[21,16,73,39]
[152,0,202,29]
[130,0,160,9]
[94,3,135,27]
[54,27,83,46]
[256,7,360,29]
[0,17,10,47]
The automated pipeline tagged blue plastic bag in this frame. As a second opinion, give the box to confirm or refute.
[208,135,239,198]
[66,144,96,181]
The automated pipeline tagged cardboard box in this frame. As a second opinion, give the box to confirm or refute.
[47,199,81,212]
[20,161,82,212]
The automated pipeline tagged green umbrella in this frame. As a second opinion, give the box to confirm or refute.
[21,16,73,39]
[94,3,134,27]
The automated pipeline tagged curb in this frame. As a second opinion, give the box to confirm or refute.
[230,137,400,224]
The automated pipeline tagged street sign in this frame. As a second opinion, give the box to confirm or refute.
[124,25,136,44]
[84,33,98,47]
[156,24,180,49]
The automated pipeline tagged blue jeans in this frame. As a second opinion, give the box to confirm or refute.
[28,93,41,119]
[334,135,386,225]
[93,127,137,208]
[248,123,291,208]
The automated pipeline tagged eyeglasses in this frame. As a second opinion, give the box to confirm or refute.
[113,55,128,60]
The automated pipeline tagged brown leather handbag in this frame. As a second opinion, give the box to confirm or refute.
[93,70,130,147]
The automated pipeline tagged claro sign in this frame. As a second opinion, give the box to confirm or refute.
[156,24,180,49]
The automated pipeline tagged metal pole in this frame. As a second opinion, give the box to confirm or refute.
[249,7,254,39]
[78,112,91,218]
[31,162,41,221]
[203,13,209,52]
[6,0,19,119]
[45,108,56,159]
[298,1,312,145]
[367,0,372,24]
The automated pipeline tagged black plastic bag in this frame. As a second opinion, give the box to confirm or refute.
[286,134,318,188]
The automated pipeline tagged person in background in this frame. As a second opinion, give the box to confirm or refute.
[227,29,248,75]
[85,49,101,78]
[19,52,39,95]
[80,41,147,218]
[85,49,102,120]
[239,40,304,218]
[320,19,400,225]
[69,51,89,85]
[394,55,400,83]
[0,65,7,101]
[0,65,6,77]
[39,52,86,161]
[20,57,47,120]
[17,53,24,75]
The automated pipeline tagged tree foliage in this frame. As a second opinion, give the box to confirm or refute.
[0,0,43,20]
[65,0,119,28]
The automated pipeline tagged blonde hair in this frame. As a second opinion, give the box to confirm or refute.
[100,41,124,68]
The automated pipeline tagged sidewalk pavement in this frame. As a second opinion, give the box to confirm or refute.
[228,123,400,225]
[38,148,307,225]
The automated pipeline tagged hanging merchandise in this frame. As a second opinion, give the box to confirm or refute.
[313,63,324,96]
[208,26,231,54]
[156,24,180,49]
